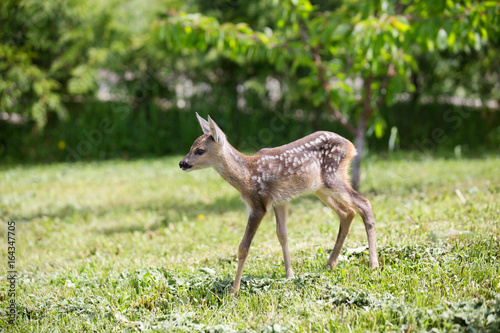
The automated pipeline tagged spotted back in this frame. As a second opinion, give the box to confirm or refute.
[249,131,356,202]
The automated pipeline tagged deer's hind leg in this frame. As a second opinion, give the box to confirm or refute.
[316,191,356,269]
[348,189,379,268]
[274,203,294,278]
[320,179,379,269]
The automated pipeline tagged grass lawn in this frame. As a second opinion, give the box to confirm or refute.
[1,153,499,332]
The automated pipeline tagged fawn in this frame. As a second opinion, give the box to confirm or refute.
[179,113,379,296]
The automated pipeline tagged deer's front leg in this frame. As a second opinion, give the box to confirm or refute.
[274,204,294,278]
[232,208,266,297]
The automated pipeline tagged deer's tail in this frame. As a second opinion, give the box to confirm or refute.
[338,140,357,184]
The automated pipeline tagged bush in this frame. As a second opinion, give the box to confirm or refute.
[1,100,498,164]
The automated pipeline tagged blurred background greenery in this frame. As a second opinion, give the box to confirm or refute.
[1,0,499,185]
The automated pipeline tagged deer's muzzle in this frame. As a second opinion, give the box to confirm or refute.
[179,160,192,171]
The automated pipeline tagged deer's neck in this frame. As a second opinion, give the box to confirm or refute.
[213,144,251,193]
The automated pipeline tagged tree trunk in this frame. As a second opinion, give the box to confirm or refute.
[352,74,374,191]
[351,118,366,191]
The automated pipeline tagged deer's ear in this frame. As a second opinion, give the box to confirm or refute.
[207,115,226,144]
[196,112,211,134]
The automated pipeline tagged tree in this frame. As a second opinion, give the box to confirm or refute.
[0,0,184,128]
[157,0,499,189]
[0,0,117,127]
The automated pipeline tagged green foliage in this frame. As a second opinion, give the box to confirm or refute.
[1,0,499,166]
[0,0,183,127]
[0,0,112,126]
[373,102,500,152]
[1,100,498,163]
[158,0,499,136]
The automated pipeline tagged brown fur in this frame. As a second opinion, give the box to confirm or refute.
[180,114,379,296]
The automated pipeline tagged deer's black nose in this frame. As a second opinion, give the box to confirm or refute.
[179,161,191,170]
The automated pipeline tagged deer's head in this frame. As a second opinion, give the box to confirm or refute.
[179,113,227,172]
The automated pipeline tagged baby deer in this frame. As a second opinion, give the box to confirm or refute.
[179,113,379,296]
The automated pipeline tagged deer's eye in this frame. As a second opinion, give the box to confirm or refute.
[195,149,205,155]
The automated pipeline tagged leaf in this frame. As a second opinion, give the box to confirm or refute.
[390,17,410,32]
[291,55,312,75]
[374,119,386,139]
[448,31,456,47]
[426,40,435,52]
[437,29,448,50]
[311,89,325,107]
[159,24,166,41]
[332,23,351,40]
[480,27,488,40]
[31,101,47,127]
[276,56,287,71]
[298,76,313,88]
[256,32,270,45]
[345,245,368,256]
[199,267,216,276]
[33,81,44,96]
[473,32,481,51]
[483,1,499,7]
[335,81,353,94]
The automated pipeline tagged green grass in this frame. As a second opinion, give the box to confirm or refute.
[1,154,499,332]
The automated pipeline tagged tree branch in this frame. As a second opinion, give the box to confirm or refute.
[298,19,357,136]
[362,74,374,123]
[376,63,395,110]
